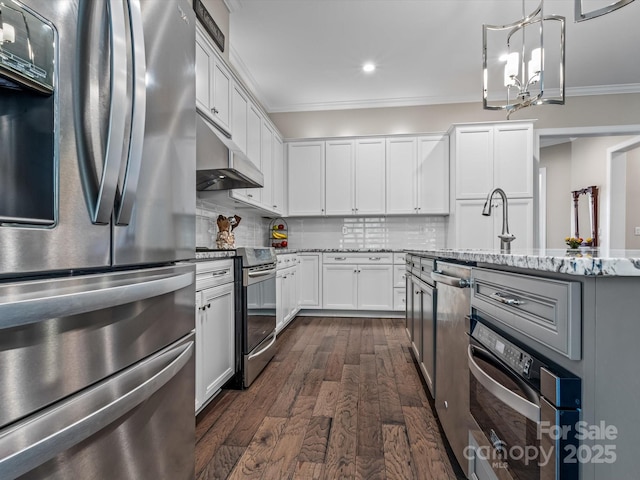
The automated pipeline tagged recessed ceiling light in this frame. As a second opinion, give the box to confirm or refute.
[362,62,376,73]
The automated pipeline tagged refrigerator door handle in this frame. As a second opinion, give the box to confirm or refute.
[0,271,194,330]
[115,0,147,226]
[0,340,194,480]
[89,0,130,225]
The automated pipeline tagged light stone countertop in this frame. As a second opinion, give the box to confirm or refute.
[404,248,640,277]
[194,250,236,260]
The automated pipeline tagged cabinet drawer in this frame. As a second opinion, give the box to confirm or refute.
[471,268,581,360]
[196,259,234,291]
[277,254,298,270]
[323,252,393,264]
[393,252,406,264]
[394,265,407,288]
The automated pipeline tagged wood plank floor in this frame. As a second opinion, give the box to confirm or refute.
[195,316,465,480]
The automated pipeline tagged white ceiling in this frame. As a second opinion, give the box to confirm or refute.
[227,0,640,113]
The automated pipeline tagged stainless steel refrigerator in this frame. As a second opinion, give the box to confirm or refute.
[0,1,196,478]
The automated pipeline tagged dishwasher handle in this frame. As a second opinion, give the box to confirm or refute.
[431,270,471,288]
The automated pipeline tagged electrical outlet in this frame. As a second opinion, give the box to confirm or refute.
[635,227,640,236]
[342,226,348,235]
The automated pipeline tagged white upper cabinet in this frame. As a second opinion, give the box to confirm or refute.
[453,121,533,199]
[288,141,325,216]
[355,138,386,215]
[244,104,263,204]
[261,122,274,210]
[195,25,230,132]
[272,136,285,214]
[325,140,355,215]
[454,125,494,199]
[231,83,248,155]
[417,135,449,214]
[386,137,417,215]
[493,123,534,198]
[386,135,449,215]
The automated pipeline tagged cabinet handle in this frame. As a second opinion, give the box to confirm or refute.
[212,107,219,114]
[490,292,525,306]
[210,270,228,277]
[247,193,253,198]
[273,205,277,208]
[369,257,381,261]
[334,257,347,261]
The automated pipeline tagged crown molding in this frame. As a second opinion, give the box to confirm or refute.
[229,45,272,112]
[223,0,242,13]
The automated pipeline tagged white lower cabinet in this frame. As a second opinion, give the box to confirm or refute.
[195,282,235,412]
[298,253,322,308]
[322,253,393,310]
[322,264,358,310]
[276,255,300,334]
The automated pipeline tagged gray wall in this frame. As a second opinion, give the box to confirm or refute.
[540,143,572,249]
[270,93,640,139]
[625,147,640,249]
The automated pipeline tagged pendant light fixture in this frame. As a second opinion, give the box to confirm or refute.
[483,0,565,119]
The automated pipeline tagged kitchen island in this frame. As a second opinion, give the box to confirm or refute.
[405,247,640,480]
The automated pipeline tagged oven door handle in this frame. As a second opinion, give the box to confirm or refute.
[468,345,540,423]
[247,268,276,278]
[247,332,276,361]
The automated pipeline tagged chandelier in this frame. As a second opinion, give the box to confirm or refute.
[483,0,565,119]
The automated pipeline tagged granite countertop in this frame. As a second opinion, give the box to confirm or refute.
[194,250,236,260]
[404,248,640,277]
[275,248,402,254]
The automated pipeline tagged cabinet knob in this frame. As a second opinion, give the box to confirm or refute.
[212,107,219,114]
[206,303,211,309]
[247,193,253,198]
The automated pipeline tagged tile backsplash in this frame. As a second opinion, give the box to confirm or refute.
[197,199,446,250]
[286,216,446,250]
[196,199,270,248]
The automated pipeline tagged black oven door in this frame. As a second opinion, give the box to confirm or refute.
[468,342,542,480]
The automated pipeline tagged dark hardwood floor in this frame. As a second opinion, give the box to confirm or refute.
[195,316,464,480]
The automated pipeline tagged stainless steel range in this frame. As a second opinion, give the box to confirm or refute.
[234,247,277,388]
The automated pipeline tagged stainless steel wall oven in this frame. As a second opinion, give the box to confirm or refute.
[468,317,581,480]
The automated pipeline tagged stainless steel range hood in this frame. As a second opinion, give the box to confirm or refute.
[196,112,263,191]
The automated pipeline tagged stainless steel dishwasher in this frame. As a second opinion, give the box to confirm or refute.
[432,261,473,477]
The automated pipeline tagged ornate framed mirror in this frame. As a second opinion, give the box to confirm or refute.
[572,186,599,246]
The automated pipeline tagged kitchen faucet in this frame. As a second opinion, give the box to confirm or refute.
[482,187,515,253]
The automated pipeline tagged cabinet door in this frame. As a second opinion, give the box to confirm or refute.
[454,125,493,199]
[261,122,274,209]
[211,59,231,131]
[272,136,285,214]
[288,267,299,320]
[497,197,534,250]
[420,285,435,397]
[245,104,262,203]
[494,123,533,198]
[454,199,494,249]
[195,30,212,114]
[386,137,417,215]
[322,264,357,309]
[276,271,285,333]
[198,283,235,404]
[231,83,248,155]
[417,135,449,214]
[355,138,386,214]
[288,142,325,216]
[357,264,393,310]
[299,254,321,308]
[325,140,355,215]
